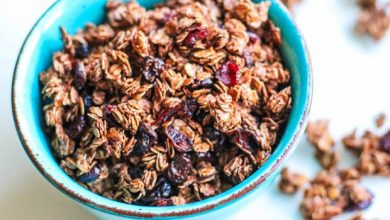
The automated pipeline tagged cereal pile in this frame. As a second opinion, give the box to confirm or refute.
[40,0,292,206]
[279,115,390,219]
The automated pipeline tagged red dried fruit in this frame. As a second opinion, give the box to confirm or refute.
[103,105,119,127]
[380,130,390,152]
[247,31,259,44]
[215,61,240,86]
[183,26,208,47]
[155,99,199,125]
[165,126,193,152]
[232,129,258,154]
[151,198,174,206]
[155,105,181,125]
[141,56,165,83]
[167,154,192,184]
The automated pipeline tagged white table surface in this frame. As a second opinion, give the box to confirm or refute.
[1,0,389,219]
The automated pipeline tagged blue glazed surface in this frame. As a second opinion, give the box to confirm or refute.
[12,0,312,219]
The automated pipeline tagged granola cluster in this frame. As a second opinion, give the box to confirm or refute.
[39,0,292,206]
[355,0,390,41]
[281,0,302,11]
[279,115,390,219]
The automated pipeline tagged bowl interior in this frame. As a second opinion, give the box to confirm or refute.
[12,0,311,217]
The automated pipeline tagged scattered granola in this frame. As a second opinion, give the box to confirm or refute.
[343,129,390,176]
[295,116,390,219]
[278,167,308,194]
[281,0,302,11]
[306,120,339,169]
[40,0,292,206]
[300,170,373,220]
[355,0,390,41]
[375,113,386,128]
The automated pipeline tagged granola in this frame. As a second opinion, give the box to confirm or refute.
[39,0,292,206]
[306,120,339,169]
[278,167,308,194]
[355,0,390,41]
[300,170,373,220]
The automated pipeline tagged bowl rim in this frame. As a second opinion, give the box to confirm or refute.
[11,0,313,218]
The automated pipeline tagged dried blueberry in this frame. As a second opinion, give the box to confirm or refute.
[78,166,100,183]
[196,152,215,164]
[196,78,213,88]
[75,43,90,59]
[141,56,165,83]
[215,61,240,87]
[380,130,390,152]
[133,124,157,154]
[83,95,93,109]
[183,26,208,47]
[167,154,192,184]
[181,99,198,118]
[204,126,226,149]
[65,115,86,139]
[165,126,193,153]
[128,166,143,179]
[72,61,86,91]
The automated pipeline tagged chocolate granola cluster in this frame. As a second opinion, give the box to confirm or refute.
[39,0,291,206]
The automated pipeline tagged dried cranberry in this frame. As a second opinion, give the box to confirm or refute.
[167,154,192,184]
[155,105,181,125]
[247,31,259,44]
[75,43,90,59]
[215,61,240,87]
[141,56,165,83]
[183,26,208,47]
[232,129,258,154]
[151,198,173,206]
[133,124,157,154]
[78,166,100,183]
[83,95,93,109]
[103,105,118,127]
[65,115,86,139]
[72,61,86,91]
[181,99,198,118]
[165,126,193,153]
[380,130,390,152]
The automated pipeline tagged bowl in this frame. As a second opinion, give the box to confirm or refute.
[12,0,312,219]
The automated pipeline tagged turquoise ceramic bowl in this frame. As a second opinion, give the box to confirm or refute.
[12,0,312,219]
